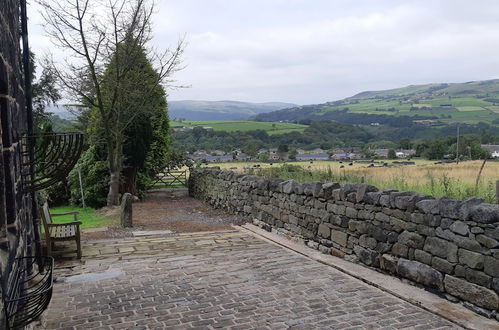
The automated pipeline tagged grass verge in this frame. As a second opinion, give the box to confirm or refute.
[49,206,113,229]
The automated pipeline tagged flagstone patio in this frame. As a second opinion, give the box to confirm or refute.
[38,229,472,330]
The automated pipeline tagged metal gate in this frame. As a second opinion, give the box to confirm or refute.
[150,169,188,188]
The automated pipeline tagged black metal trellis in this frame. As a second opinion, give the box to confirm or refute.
[21,133,85,193]
[4,256,54,330]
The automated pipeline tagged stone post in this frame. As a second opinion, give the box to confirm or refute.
[120,193,134,227]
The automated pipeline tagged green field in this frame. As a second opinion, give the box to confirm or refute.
[261,79,499,125]
[172,120,307,134]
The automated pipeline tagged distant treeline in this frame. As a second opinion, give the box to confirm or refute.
[173,120,499,160]
[254,108,438,127]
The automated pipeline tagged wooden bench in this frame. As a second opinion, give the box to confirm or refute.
[40,202,82,259]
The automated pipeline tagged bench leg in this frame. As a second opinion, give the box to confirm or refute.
[76,234,82,259]
[47,240,52,257]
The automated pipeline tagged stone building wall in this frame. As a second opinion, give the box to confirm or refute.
[189,167,499,317]
[0,0,36,325]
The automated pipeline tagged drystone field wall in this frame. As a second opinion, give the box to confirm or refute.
[189,167,499,317]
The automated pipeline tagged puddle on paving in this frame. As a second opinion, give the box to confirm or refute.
[65,269,123,283]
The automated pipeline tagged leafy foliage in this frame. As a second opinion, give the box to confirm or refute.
[68,146,109,208]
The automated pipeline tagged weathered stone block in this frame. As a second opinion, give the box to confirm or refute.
[359,235,377,249]
[392,243,408,258]
[471,226,484,234]
[353,245,379,267]
[476,234,499,249]
[320,182,341,199]
[390,217,410,233]
[423,237,458,263]
[444,275,499,310]
[469,203,499,224]
[398,230,424,249]
[355,183,378,203]
[493,278,499,293]
[380,254,398,274]
[465,268,491,288]
[345,207,358,219]
[437,197,462,219]
[331,230,348,247]
[431,257,454,274]
[397,259,443,291]
[452,235,486,253]
[357,210,373,220]
[415,199,439,214]
[485,228,499,241]
[375,212,389,223]
[484,256,499,277]
[458,249,484,270]
[449,221,469,236]
[280,180,297,194]
[317,223,331,239]
[459,197,484,220]
[363,191,382,205]
[414,249,432,265]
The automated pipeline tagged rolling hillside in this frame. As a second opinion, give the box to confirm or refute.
[169,100,297,120]
[171,120,307,135]
[255,79,499,126]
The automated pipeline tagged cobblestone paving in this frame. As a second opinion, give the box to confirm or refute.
[42,230,462,329]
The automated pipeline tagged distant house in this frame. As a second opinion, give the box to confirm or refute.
[481,145,499,158]
[296,153,329,161]
[372,149,389,158]
[331,152,358,160]
[396,149,416,158]
[210,150,226,156]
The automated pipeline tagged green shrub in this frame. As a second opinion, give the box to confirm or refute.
[44,180,70,206]
[68,146,109,208]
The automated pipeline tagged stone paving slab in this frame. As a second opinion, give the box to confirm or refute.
[41,230,464,329]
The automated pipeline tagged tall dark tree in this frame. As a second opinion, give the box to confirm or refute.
[39,0,184,205]
[29,52,61,129]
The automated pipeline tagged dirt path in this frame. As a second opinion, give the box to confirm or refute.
[82,189,246,240]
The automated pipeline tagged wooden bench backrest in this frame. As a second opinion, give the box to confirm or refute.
[40,202,53,235]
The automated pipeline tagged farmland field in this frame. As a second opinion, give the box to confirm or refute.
[171,120,307,134]
[204,159,499,203]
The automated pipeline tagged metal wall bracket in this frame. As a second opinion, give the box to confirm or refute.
[21,133,85,193]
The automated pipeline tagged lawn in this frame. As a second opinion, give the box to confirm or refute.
[49,206,114,229]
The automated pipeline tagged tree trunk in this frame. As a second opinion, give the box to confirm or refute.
[121,166,138,196]
[107,135,123,206]
[107,171,121,205]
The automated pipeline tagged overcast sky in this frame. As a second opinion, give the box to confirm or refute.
[28,0,499,105]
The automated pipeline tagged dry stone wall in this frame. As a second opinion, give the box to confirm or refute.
[189,167,499,318]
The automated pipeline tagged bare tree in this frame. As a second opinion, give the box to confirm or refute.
[37,0,185,205]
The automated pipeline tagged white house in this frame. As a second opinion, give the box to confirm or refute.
[481,145,499,158]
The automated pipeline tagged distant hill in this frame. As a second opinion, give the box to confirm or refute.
[255,79,499,126]
[168,100,297,121]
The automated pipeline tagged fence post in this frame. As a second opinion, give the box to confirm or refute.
[496,180,499,204]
